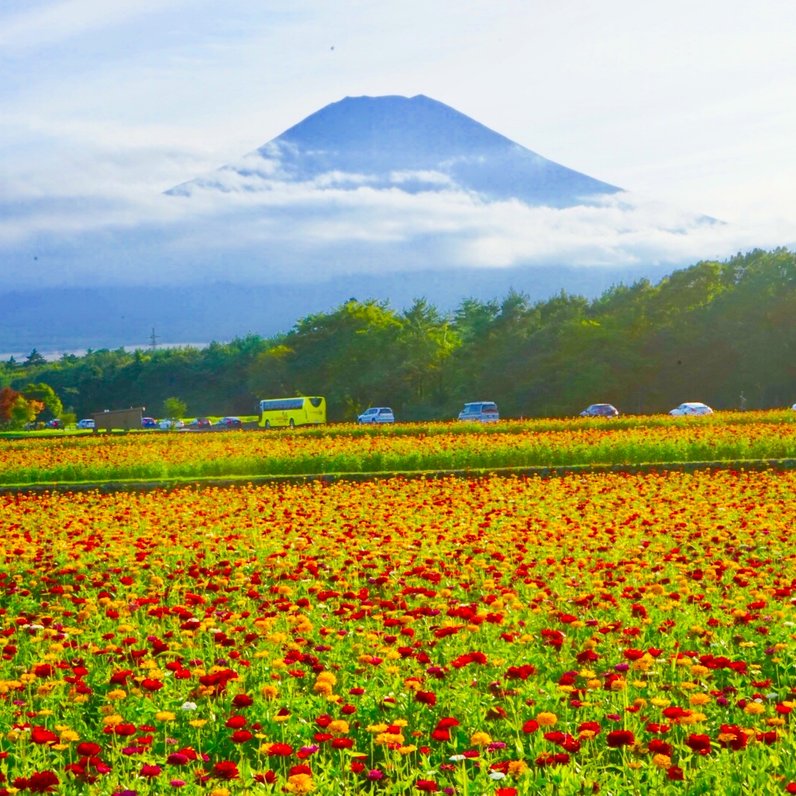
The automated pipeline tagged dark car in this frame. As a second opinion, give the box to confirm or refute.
[141,417,157,428]
[215,416,242,429]
[188,417,212,429]
[579,403,619,418]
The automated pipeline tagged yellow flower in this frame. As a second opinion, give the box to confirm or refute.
[744,701,765,715]
[59,729,79,743]
[155,711,176,722]
[653,753,672,769]
[261,684,278,700]
[328,720,349,735]
[679,712,706,725]
[536,712,557,727]
[609,677,627,692]
[587,678,602,690]
[102,714,123,726]
[189,719,208,728]
[107,689,127,701]
[689,693,711,706]
[765,718,786,727]
[375,732,404,746]
[470,731,492,747]
[508,760,529,777]
[285,773,315,793]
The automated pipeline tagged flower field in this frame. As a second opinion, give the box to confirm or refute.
[2,467,796,794]
[1,412,795,486]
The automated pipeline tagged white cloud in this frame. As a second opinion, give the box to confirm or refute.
[2,171,792,289]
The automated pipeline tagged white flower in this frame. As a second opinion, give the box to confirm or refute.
[180,701,198,711]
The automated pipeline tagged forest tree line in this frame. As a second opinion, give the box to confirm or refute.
[2,248,794,424]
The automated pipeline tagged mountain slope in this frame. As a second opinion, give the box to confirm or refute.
[168,94,621,207]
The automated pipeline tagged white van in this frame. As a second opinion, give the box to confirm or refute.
[457,401,499,423]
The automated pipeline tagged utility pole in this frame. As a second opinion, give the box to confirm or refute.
[149,327,159,351]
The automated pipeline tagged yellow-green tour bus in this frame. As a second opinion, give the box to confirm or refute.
[258,396,326,429]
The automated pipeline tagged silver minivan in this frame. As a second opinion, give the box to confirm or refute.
[358,407,395,424]
[457,401,499,423]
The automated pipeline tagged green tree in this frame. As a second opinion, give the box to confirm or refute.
[163,396,187,420]
[22,383,63,420]
[24,349,47,367]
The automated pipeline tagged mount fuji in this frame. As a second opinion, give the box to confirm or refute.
[168,94,622,208]
[0,94,725,353]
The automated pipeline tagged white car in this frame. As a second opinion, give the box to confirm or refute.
[159,419,185,429]
[77,418,95,429]
[457,401,499,423]
[358,407,395,424]
[670,402,713,416]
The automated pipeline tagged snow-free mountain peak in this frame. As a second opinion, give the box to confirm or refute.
[168,94,621,207]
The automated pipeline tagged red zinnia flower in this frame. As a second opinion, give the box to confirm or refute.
[606,730,635,748]
[141,678,163,692]
[212,761,240,780]
[648,739,673,756]
[267,743,293,756]
[30,727,59,745]
[685,734,711,755]
[416,779,439,792]
[13,770,60,793]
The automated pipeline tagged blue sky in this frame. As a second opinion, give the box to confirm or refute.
[2,0,795,284]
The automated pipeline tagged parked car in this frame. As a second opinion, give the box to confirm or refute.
[141,417,157,428]
[187,417,212,428]
[77,418,95,429]
[215,416,242,429]
[457,401,499,423]
[670,402,713,416]
[45,419,63,429]
[358,407,395,424]
[580,403,619,418]
[159,418,185,429]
